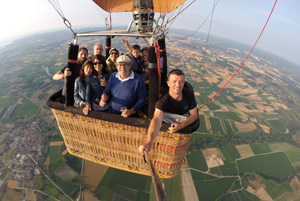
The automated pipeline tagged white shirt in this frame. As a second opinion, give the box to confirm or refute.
[115,70,135,82]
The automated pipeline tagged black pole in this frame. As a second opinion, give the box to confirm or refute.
[158,36,168,87]
[145,155,167,201]
[106,36,111,59]
[65,43,79,106]
[148,46,159,119]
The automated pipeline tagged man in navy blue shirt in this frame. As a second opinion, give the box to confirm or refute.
[100,55,146,118]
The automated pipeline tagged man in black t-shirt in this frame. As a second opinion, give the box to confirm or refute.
[52,47,88,100]
[139,69,199,155]
[53,47,88,81]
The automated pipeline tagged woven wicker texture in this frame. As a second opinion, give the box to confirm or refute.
[52,109,191,178]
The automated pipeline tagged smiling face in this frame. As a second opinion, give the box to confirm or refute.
[78,49,88,63]
[84,63,93,77]
[142,49,148,61]
[117,62,132,79]
[167,74,185,96]
[93,59,103,74]
[110,50,119,62]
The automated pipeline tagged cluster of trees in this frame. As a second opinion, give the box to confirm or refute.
[188,132,298,151]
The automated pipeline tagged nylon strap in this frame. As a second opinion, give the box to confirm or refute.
[68,59,77,63]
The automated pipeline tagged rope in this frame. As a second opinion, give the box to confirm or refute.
[186,0,220,38]
[89,0,112,29]
[192,0,217,89]
[154,42,161,93]
[163,0,186,32]
[158,142,189,150]
[198,0,278,110]
[160,0,198,31]
[47,0,75,34]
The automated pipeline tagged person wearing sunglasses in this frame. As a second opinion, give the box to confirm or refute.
[83,55,110,115]
[106,48,119,73]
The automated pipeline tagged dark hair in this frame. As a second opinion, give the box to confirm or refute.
[92,54,108,76]
[80,60,93,88]
[168,69,185,79]
[79,47,88,54]
[109,48,119,55]
[132,45,141,51]
[141,47,149,52]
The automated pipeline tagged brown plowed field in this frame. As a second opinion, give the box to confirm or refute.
[83,160,109,191]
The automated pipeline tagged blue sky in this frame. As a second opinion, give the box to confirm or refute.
[1,0,299,66]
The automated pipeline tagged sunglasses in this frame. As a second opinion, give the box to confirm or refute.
[110,52,118,55]
[93,62,102,65]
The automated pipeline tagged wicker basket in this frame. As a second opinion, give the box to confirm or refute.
[51,109,191,178]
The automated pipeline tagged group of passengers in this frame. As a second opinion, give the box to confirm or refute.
[53,42,149,118]
[53,42,200,153]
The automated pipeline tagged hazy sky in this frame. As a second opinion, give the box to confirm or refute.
[1,0,299,66]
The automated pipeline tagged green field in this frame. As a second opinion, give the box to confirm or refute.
[186,151,208,171]
[161,173,184,201]
[286,150,300,162]
[268,119,286,133]
[262,113,281,119]
[207,101,221,110]
[236,129,261,138]
[219,145,241,162]
[209,167,223,176]
[268,142,298,152]
[198,80,211,88]
[0,168,10,180]
[94,168,151,201]
[197,93,210,104]
[49,146,65,171]
[55,179,78,195]
[232,95,249,103]
[41,176,61,198]
[0,94,18,107]
[237,152,295,183]
[26,89,36,98]
[219,161,238,176]
[264,179,293,199]
[223,120,234,135]
[213,112,242,122]
[0,107,8,118]
[286,150,300,169]
[197,115,208,133]
[223,190,260,201]
[2,117,17,124]
[231,122,239,133]
[10,103,40,116]
[191,170,238,201]
[51,134,64,142]
[250,143,271,154]
[64,153,82,174]
[210,117,224,135]
[214,95,236,108]
[21,97,31,103]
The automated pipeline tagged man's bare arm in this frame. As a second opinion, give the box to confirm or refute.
[139,109,164,155]
[53,71,64,80]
